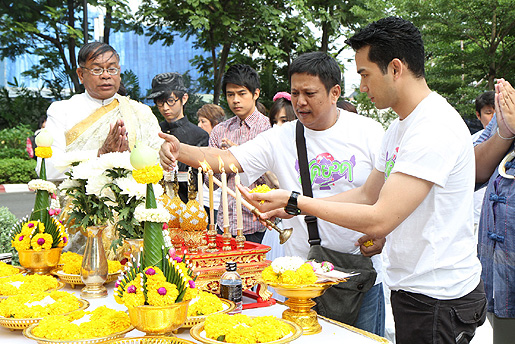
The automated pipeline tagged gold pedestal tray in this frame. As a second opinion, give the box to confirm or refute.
[23,322,134,344]
[183,235,271,294]
[18,248,63,275]
[128,299,190,336]
[0,298,89,331]
[267,281,339,335]
[181,298,235,328]
[189,317,303,344]
[103,337,197,344]
[51,269,121,289]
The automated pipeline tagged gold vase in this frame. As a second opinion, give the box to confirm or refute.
[128,299,190,336]
[18,247,62,275]
[80,225,108,298]
[124,238,144,263]
[268,281,338,335]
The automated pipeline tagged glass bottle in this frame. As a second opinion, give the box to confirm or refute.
[220,261,242,314]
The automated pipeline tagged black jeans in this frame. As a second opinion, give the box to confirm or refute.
[391,281,487,344]
[216,225,265,244]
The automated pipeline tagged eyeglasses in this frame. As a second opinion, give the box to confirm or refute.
[81,66,120,76]
[155,97,180,107]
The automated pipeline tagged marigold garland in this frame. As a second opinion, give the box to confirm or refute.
[132,165,163,184]
[34,146,53,159]
[31,306,131,340]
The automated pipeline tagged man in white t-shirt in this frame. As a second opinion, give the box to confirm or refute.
[159,52,386,335]
[240,17,486,344]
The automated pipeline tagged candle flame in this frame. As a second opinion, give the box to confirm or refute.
[229,163,238,174]
[218,156,225,173]
[199,160,211,172]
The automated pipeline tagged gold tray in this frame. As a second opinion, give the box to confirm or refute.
[190,317,303,344]
[103,337,197,344]
[0,298,89,331]
[0,266,26,279]
[51,269,121,288]
[182,298,235,328]
[23,322,134,344]
[0,280,65,299]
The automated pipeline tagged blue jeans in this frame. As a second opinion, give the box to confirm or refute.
[354,282,386,337]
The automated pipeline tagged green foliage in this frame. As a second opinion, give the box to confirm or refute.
[354,91,397,130]
[0,124,33,160]
[0,158,37,184]
[0,82,50,130]
[0,207,18,263]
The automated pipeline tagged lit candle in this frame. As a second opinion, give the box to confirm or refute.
[209,170,214,226]
[219,157,229,228]
[230,164,243,230]
[197,167,204,207]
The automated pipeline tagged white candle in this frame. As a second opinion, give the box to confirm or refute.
[208,170,214,227]
[198,167,203,207]
[221,168,229,228]
[235,171,243,230]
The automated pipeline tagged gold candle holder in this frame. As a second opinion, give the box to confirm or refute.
[222,225,232,251]
[235,229,245,250]
[206,223,218,252]
[80,225,108,298]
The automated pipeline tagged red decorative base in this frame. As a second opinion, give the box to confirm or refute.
[242,289,277,309]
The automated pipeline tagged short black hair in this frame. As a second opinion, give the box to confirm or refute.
[269,98,296,126]
[288,52,341,94]
[475,91,495,114]
[78,42,119,66]
[222,64,260,96]
[346,17,425,78]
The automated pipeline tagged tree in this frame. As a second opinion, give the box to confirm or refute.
[137,0,308,105]
[391,0,515,117]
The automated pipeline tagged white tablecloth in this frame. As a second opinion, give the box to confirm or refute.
[0,284,390,344]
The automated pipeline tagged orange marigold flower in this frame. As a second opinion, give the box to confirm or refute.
[132,165,163,184]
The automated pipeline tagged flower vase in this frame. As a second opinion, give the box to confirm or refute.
[124,238,144,264]
[81,225,108,298]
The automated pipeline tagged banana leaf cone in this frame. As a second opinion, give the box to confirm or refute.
[142,183,165,269]
[30,158,50,222]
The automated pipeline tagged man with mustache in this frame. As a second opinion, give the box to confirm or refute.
[38,42,162,180]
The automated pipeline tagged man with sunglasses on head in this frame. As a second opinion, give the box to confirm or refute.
[38,42,163,181]
[148,72,209,203]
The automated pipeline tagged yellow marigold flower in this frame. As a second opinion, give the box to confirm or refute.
[31,233,53,251]
[21,221,42,235]
[0,274,59,296]
[0,261,21,277]
[35,146,53,158]
[146,281,179,306]
[0,291,81,319]
[183,286,197,301]
[107,260,122,274]
[261,266,279,283]
[58,232,69,248]
[12,233,31,251]
[132,165,163,184]
[250,184,273,204]
[188,290,224,317]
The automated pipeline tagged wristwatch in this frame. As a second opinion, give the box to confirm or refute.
[284,191,301,216]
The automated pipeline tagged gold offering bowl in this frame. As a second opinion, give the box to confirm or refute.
[267,281,339,335]
[51,269,121,289]
[128,299,190,336]
[23,322,134,344]
[103,337,197,344]
[18,247,63,275]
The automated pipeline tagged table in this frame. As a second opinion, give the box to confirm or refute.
[0,284,390,344]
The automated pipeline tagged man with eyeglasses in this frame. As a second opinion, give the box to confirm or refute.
[38,42,162,181]
[147,72,209,203]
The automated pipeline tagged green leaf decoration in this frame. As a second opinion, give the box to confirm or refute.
[30,189,50,222]
[39,158,47,180]
[142,184,165,268]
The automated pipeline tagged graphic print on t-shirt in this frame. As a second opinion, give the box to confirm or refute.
[384,147,399,181]
[295,152,356,190]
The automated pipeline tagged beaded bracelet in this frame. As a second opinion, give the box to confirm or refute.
[497,127,515,140]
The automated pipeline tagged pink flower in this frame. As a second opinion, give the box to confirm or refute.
[173,256,182,263]
[115,281,120,288]
[51,193,57,199]
[168,248,176,257]
[162,223,168,230]
[48,209,55,216]
[188,280,195,288]
[127,285,136,293]
[18,235,24,241]
[28,223,34,228]
[37,238,45,245]
[157,287,167,295]
[55,209,61,215]
[63,237,68,244]
[145,268,156,276]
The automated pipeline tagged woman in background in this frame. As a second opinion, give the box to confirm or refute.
[268,92,295,127]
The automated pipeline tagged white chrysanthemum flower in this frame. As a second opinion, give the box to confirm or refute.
[53,155,91,172]
[115,175,146,198]
[271,256,305,274]
[59,178,80,191]
[86,174,113,198]
[72,160,104,180]
[28,179,57,193]
[97,152,133,171]
[134,204,170,223]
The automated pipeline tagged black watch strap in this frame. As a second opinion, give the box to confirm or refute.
[284,191,301,215]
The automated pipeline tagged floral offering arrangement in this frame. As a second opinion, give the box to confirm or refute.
[187,289,225,317]
[261,256,317,285]
[0,261,21,277]
[250,184,274,204]
[59,251,122,275]
[0,274,59,296]
[204,313,291,343]
[9,129,67,254]
[31,306,130,340]
[0,291,81,319]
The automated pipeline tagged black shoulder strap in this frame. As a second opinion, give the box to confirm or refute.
[295,121,321,246]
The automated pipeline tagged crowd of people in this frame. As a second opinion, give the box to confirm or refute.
[37,15,515,344]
